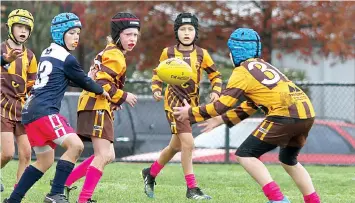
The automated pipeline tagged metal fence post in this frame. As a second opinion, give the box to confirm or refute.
[224,125,230,163]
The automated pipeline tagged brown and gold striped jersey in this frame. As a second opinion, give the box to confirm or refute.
[77,43,127,118]
[1,41,37,121]
[152,45,222,112]
[189,58,315,123]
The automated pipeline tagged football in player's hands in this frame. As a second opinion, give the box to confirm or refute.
[156,58,192,85]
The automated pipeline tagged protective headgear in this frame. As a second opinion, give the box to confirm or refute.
[50,13,82,48]
[7,9,34,44]
[111,12,140,48]
[174,13,198,46]
[227,28,262,66]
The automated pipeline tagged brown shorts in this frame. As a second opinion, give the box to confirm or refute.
[77,110,114,142]
[165,111,192,135]
[1,117,26,136]
[251,116,315,148]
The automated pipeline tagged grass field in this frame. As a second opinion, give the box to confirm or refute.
[1,161,354,203]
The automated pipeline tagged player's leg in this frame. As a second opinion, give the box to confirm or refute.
[178,132,211,200]
[45,132,83,201]
[44,114,83,203]
[1,118,16,192]
[1,132,15,192]
[280,119,320,203]
[77,137,114,203]
[64,110,99,192]
[65,155,94,187]
[142,111,181,198]
[155,111,182,167]
[235,119,288,202]
[14,122,31,186]
[7,147,55,203]
[1,118,16,168]
[1,132,15,168]
[74,110,114,203]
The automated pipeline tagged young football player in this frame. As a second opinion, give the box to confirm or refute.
[1,9,36,193]
[141,12,222,200]
[174,28,320,203]
[3,13,110,203]
[63,12,139,203]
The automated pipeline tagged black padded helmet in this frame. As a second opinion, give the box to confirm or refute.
[174,12,198,46]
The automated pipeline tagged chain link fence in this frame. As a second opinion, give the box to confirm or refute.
[19,81,354,165]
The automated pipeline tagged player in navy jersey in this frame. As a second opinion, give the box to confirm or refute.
[3,13,110,203]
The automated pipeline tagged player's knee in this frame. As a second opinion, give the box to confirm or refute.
[1,148,14,162]
[1,153,14,163]
[279,148,299,166]
[168,145,181,153]
[71,141,84,155]
[107,150,115,164]
[95,153,112,166]
[181,142,194,152]
[110,152,116,163]
[18,150,31,164]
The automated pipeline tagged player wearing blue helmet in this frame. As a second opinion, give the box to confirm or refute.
[174,28,320,203]
[3,13,110,203]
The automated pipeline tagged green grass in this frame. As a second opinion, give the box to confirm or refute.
[1,161,354,203]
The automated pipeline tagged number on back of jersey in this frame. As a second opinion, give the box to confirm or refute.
[34,61,53,89]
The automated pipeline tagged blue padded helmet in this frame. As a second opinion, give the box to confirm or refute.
[50,13,82,47]
[227,28,262,66]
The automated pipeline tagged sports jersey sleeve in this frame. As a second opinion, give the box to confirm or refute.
[201,49,222,95]
[95,49,127,105]
[221,101,258,127]
[189,68,248,123]
[1,55,9,66]
[151,48,168,94]
[63,55,103,94]
[26,54,37,94]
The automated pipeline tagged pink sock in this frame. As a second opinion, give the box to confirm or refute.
[185,174,197,189]
[304,192,320,203]
[262,181,284,201]
[78,166,102,203]
[150,161,164,177]
[65,155,94,186]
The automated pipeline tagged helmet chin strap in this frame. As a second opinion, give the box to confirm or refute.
[115,37,126,51]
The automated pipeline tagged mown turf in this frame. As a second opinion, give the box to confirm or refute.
[1,161,354,203]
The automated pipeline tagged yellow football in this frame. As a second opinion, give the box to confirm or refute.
[156,58,192,85]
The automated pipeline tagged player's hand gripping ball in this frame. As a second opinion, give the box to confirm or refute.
[156,58,192,85]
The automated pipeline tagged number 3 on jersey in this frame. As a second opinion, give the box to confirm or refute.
[247,61,288,89]
[34,61,53,89]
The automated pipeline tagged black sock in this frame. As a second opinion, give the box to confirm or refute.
[49,159,75,196]
[9,165,44,203]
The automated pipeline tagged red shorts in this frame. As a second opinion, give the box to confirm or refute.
[24,114,75,149]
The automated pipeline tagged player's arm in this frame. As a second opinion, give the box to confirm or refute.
[151,48,168,94]
[1,49,24,67]
[63,55,103,94]
[188,69,248,123]
[198,101,258,132]
[95,51,128,105]
[201,49,222,95]
[221,101,258,127]
[26,55,37,94]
